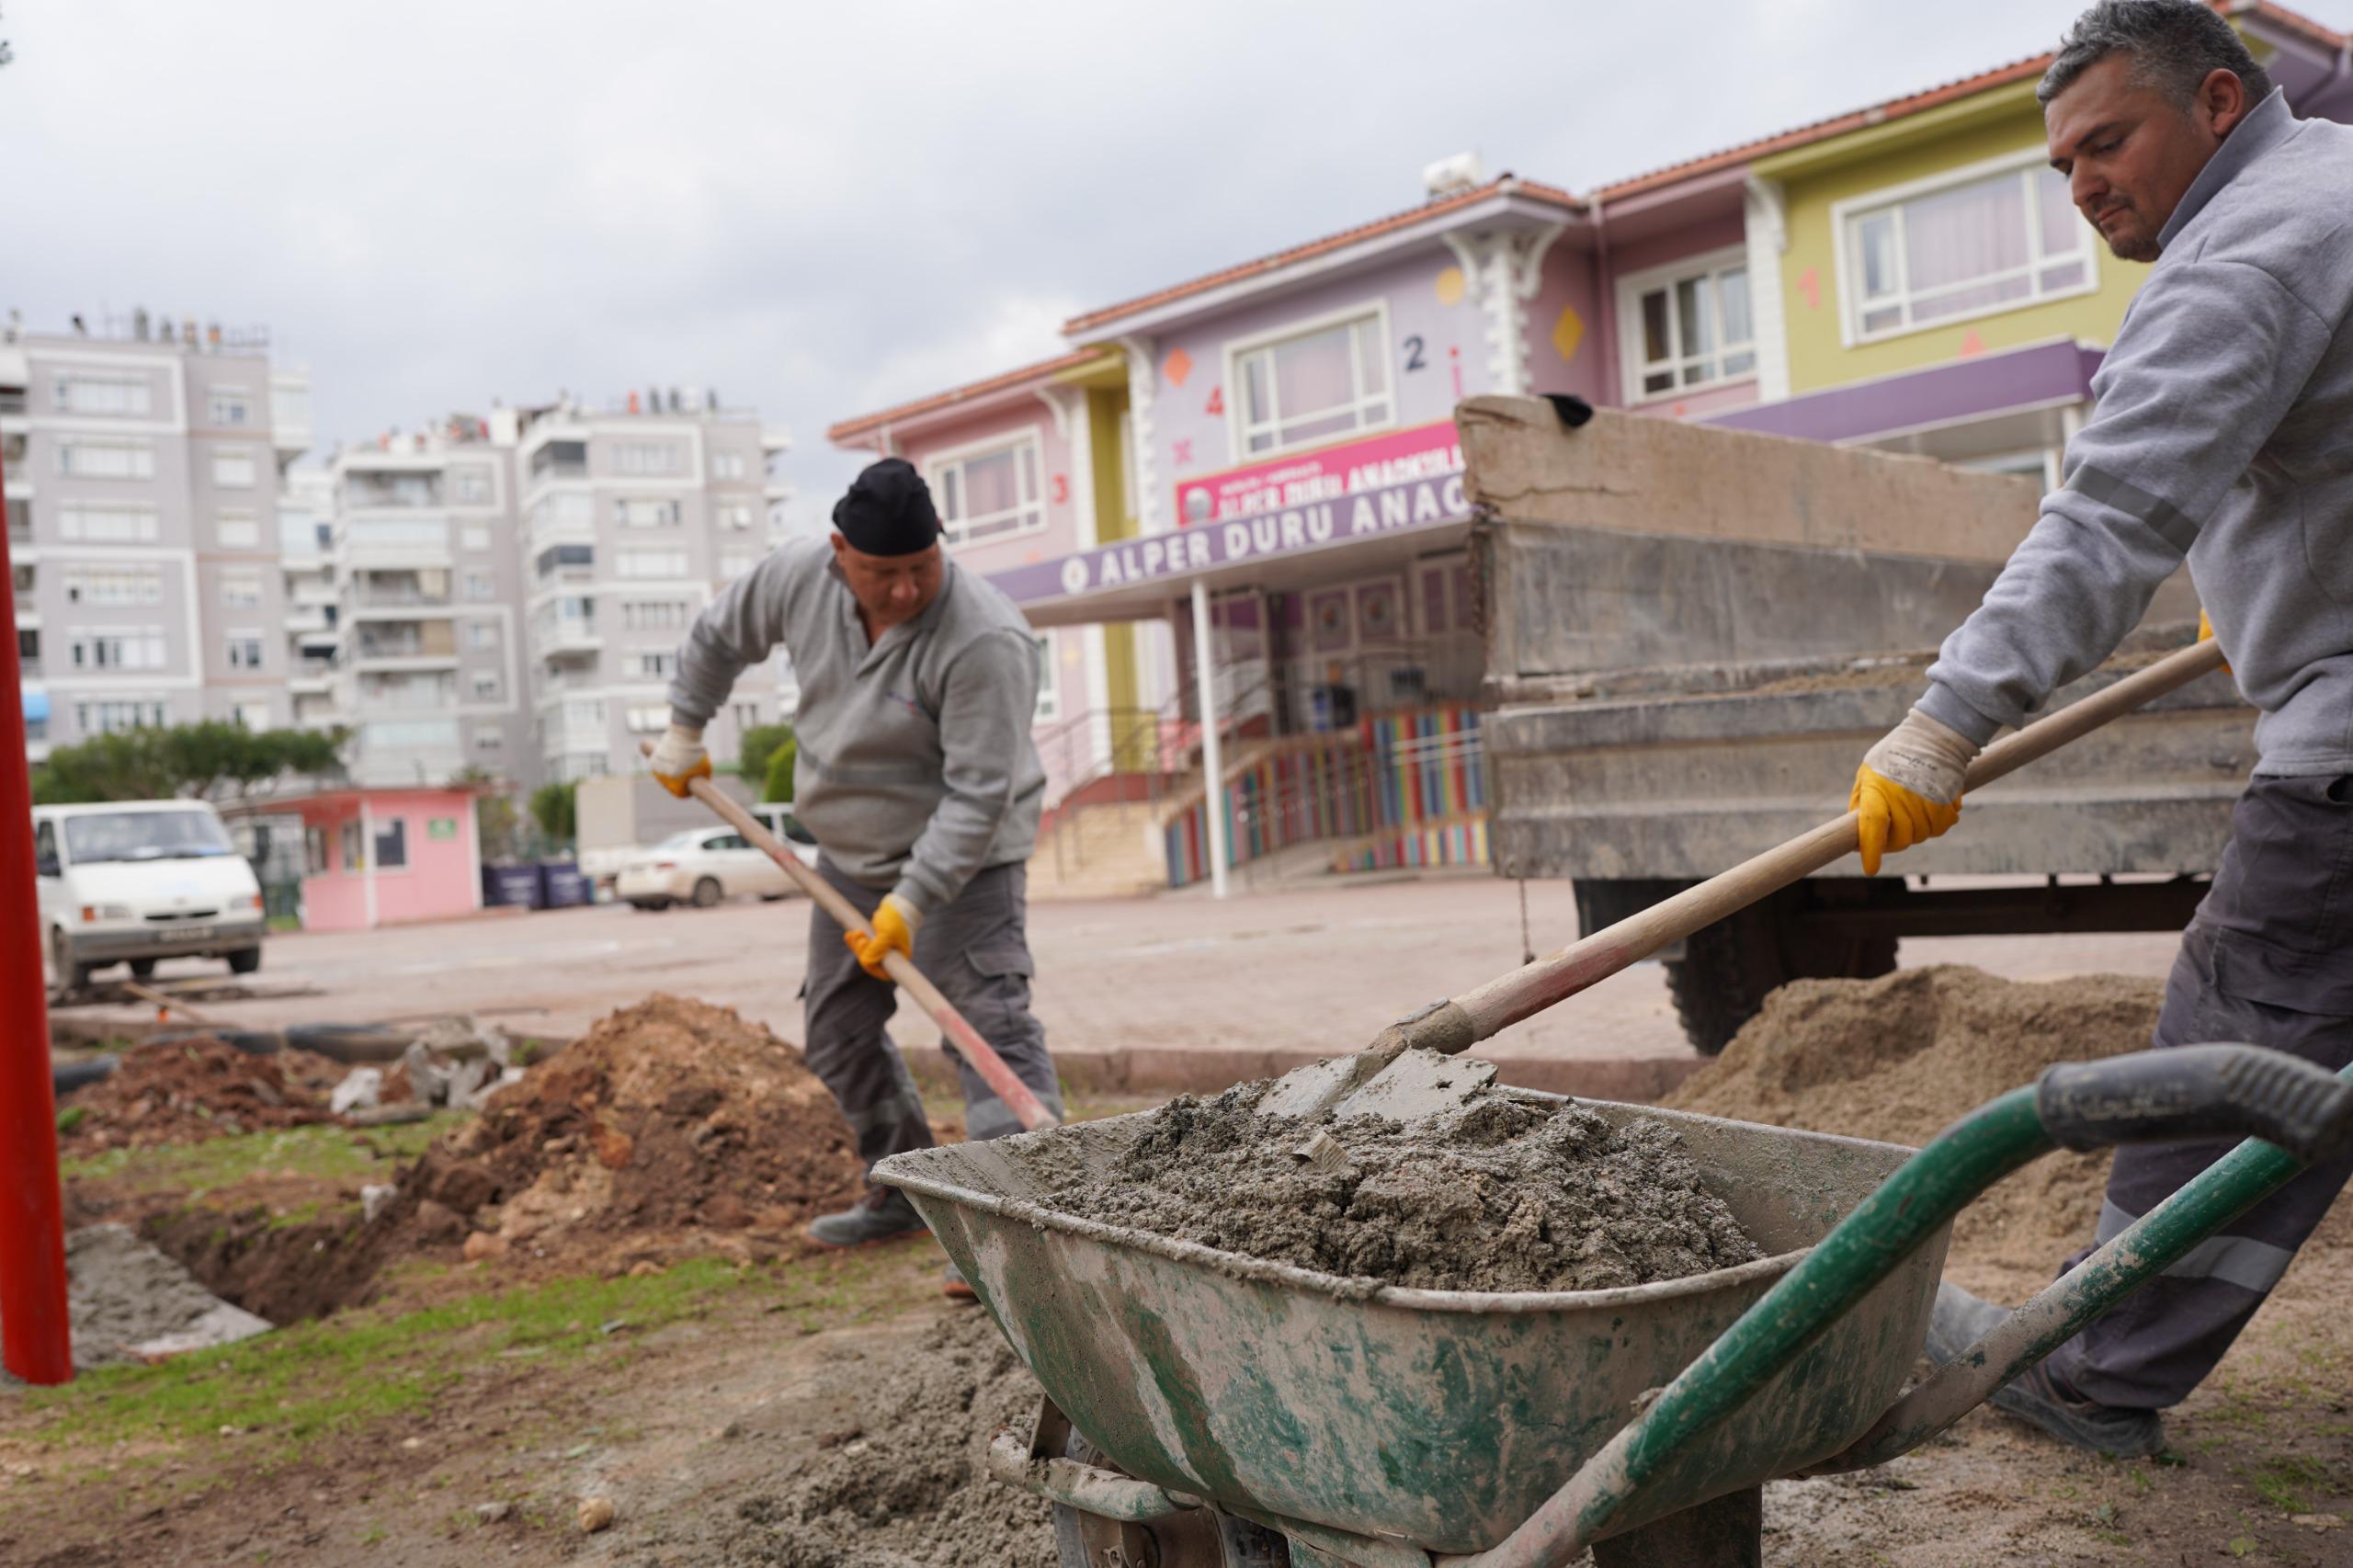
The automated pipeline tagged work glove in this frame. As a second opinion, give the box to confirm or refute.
[845,893,923,983]
[648,722,711,799]
[2198,608,2231,674]
[1851,708,1978,876]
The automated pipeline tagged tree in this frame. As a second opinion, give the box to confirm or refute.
[760,733,797,804]
[529,781,576,847]
[32,722,347,805]
[738,723,793,784]
[454,765,525,861]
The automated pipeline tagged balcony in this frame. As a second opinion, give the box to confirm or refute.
[351,569,454,612]
[6,500,28,547]
[356,674,457,712]
[528,440,588,486]
[343,517,452,567]
[353,622,459,667]
[534,619,602,658]
[343,472,444,510]
[535,542,595,586]
[285,604,331,635]
[271,376,312,458]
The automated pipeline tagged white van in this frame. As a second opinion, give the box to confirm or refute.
[32,800,267,990]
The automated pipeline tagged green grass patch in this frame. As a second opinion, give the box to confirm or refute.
[62,1113,469,1198]
[20,1244,932,1469]
[2245,1453,2339,1514]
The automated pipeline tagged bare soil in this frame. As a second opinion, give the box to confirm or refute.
[58,1038,349,1152]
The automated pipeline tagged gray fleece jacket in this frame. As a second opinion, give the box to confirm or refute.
[666,541,1044,915]
[1922,90,2353,777]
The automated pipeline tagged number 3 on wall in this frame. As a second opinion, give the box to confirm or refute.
[1404,336,1427,372]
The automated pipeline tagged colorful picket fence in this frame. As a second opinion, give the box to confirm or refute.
[1163,706,1488,887]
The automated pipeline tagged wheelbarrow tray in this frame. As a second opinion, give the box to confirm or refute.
[879,1096,1948,1552]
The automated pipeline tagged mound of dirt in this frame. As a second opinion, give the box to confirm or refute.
[58,1039,347,1152]
[706,1311,1053,1567]
[1665,965,2165,1275]
[392,994,864,1271]
[1043,1073,1765,1291]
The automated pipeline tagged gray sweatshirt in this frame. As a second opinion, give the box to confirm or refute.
[667,541,1045,915]
[1920,90,2353,777]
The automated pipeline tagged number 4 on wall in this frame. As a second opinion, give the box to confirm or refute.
[1204,385,1223,417]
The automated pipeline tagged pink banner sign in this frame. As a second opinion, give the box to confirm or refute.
[1176,419,1463,528]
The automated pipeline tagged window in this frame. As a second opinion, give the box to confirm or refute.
[208,390,253,427]
[471,672,502,700]
[52,375,152,416]
[347,517,448,552]
[452,467,493,505]
[227,631,266,670]
[58,502,160,542]
[529,492,594,537]
[615,496,680,528]
[618,548,688,578]
[731,701,760,732]
[1033,635,1059,722]
[342,819,362,871]
[621,600,688,631]
[716,501,756,531]
[63,565,164,606]
[305,825,329,876]
[472,725,504,753]
[221,568,263,609]
[612,441,682,476]
[374,816,408,870]
[632,650,676,680]
[70,628,168,671]
[1621,250,1756,400]
[56,438,155,480]
[76,699,168,733]
[466,619,497,650]
[712,451,747,480]
[464,572,496,601]
[1232,308,1392,458]
[18,628,40,675]
[563,698,607,728]
[719,550,759,580]
[361,718,460,750]
[460,524,493,552]
[216,511,261,549]
[233,700,271,730]
[211,449,257,488]
[272,382,310,433]
[9,562,31,596]
[625,705,669,733]
[931,437,1044,547]
[1841,154,2094,342]
[536,542,594,579]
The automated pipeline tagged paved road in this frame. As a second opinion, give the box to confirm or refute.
[74,872,2182,1099]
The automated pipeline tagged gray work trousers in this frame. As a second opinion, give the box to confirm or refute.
[2046,773,2353,1409]
[801,858,1063,1176]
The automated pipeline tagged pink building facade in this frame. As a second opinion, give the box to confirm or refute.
[265,787,484,931]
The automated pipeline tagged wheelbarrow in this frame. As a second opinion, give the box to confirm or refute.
[882,1047,2353,1566]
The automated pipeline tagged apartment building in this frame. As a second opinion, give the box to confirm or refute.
[1,316,310,764]
[512,395,795,784]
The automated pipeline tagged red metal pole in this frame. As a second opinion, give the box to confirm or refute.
[0,442,74,1383]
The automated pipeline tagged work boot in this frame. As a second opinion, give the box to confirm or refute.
[806,1187,927,1248]
[1924,1282,2165,1459]
[941,1259,977,1302]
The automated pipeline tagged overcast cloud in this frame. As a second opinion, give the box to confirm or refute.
[7,0,2348,517]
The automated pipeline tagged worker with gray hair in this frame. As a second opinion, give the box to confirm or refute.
[650,457,1060,1296]
[1851,0,2353,1457]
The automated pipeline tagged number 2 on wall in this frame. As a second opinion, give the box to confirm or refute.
[1404,336,1427,372]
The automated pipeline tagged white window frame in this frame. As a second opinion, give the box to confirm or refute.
[216,511,261,550]
[1831,147,2101,348]
[925,429,1048,550]
[460,523,493,552]
[207,390,254,427]
[56,438,156,481]
[220,567,264,609]
[1033,634,1060,722]
[617,548,690,579]
[632,650,676,680]
[227,630,267,671]
[710,451,747,480]
[1224,300,1396,462]
[451,467,494,506]
[471,672,502,701]
[465,619,497,650]
[210,447,258,488]
[1615,246,1757,404]
[717,550,760,579]
[464,571,497,601]
[611,440,683,476]
[54,375,153,416]
[58,503,161,543]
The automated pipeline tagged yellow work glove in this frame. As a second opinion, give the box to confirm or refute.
[2198,608,2230,674]
[1850,708,1977,876]
[846,893,923,982]
[648,722,711,799]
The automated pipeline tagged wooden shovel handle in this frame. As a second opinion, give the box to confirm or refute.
[1382,640,2229,1057]
[636,744,1059,1131]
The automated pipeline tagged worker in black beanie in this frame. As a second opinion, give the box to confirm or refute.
[647,455,1058,1299]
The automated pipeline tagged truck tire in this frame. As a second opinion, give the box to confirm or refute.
[228,946,263,976]
[129,959,157,980]
[51,929,93,994]
[1579,880,1899,1057]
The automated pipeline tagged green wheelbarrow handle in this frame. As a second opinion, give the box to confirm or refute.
[1441,1045,2353,1568]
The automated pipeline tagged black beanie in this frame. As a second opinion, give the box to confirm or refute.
[832,458,941,557]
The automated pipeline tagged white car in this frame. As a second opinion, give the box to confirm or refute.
[615,814,819,911]
[34,800,267,990]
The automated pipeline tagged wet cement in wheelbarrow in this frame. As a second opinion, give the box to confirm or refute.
[1044,1076,1766,1291]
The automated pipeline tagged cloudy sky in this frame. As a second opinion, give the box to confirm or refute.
[7,1,2348,517]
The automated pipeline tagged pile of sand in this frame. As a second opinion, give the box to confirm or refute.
[1043,1075,1764,1292]
[708,1312,1053,1567]
[1665,965,2165,1277]
[393,994,865,1270]
[58,1040,347,1152]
